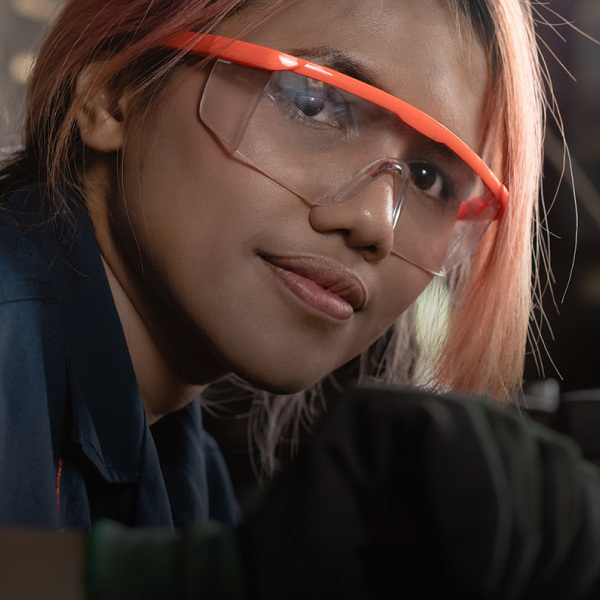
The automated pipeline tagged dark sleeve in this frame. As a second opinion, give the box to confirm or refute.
[86,385,600,599]
[0,204,69,528]
[0,298,62,527]
[244,386,600,599]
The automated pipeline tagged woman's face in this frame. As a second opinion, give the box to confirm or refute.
[103,0,488,392]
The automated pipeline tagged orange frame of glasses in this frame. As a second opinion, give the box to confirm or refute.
[165,32,509,217]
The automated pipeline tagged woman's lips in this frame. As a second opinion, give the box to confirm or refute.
[260,254,368,321]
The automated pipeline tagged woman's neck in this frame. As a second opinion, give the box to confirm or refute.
[101,259,204,425]
[83,166,228,424]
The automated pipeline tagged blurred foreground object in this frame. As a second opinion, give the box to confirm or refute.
[90,385,600,599]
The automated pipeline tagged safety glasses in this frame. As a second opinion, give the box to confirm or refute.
[165,33,508,276]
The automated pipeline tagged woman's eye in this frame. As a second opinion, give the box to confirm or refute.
[408,162,449,201]
[294,80,327,117]
[272,73,352,130]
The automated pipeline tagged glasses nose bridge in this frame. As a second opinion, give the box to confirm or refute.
[308,159,408,260]
[331,158,408,225]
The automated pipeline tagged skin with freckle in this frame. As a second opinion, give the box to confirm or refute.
[88,0,488,395]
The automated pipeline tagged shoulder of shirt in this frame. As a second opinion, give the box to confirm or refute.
[0,186,74,305]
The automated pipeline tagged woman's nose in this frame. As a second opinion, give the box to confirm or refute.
[308,176,397,261]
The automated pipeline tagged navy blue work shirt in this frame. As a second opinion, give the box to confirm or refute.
[0,187,241,530]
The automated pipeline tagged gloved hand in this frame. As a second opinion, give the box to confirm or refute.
[87,385,600,599]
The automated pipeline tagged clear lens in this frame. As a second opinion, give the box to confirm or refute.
[200,60,499,275]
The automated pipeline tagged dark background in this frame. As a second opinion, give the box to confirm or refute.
[1,0,599,393]
[523,1,600,393]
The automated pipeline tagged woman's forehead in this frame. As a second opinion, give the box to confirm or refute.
[221,0,489,150]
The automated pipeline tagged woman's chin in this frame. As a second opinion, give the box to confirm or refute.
[232,364,330,396]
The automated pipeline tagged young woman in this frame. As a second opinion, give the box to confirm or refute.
[3,0,599,598]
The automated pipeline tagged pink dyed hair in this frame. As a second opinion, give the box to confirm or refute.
[435,0,544,399]
[0,0,546,473]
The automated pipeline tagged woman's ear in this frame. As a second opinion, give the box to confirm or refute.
[75,64,130,152]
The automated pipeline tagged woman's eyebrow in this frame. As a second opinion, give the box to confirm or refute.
[286,46,390,93]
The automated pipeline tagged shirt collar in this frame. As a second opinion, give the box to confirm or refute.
[25,187,147,484]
